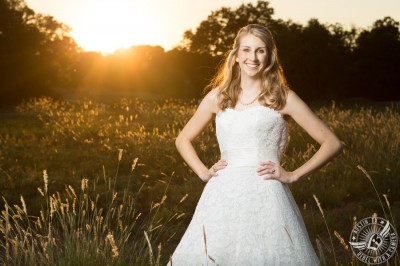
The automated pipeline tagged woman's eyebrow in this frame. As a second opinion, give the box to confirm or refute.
[240,45,266,49]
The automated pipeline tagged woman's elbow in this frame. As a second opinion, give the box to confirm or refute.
[175,134,188,149]
[175,135,182,148]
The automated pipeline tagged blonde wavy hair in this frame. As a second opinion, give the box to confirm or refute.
[205,24,289,111]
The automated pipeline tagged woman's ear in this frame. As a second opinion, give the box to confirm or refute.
[235,57,239,62]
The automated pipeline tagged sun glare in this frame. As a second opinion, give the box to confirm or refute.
[72,1,162,54]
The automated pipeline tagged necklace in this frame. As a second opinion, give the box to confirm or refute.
[239,91,263,105]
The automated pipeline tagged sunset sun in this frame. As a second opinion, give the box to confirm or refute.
[71,1,163,53]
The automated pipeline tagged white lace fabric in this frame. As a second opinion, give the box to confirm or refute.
[167,105,320,265]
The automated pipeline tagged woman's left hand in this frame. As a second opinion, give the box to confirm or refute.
[257,161,299,184]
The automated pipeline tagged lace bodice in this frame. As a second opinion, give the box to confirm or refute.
[216,105,288,167]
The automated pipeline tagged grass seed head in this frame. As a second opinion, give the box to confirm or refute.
[43,170,48,194]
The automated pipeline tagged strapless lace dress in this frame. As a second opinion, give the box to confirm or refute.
[167,105,320,265]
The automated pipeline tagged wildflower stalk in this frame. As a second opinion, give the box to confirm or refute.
[313,194,336,264]
[357,165,387,219]
[144,230,154,265]
[113,149,123,194]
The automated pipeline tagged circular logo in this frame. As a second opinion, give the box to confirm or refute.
[349,216,398,264]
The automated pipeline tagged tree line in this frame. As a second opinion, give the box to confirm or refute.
[1,0,399,106]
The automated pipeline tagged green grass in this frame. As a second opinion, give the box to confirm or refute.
[0,96,399,265]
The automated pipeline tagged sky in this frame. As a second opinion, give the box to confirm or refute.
[25,0,400,53]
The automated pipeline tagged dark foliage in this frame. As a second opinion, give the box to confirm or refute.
[181,1,400,101]
[1,0,399,106]
[0,0,78,106]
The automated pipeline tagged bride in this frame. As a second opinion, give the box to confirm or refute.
[168,24,342,265]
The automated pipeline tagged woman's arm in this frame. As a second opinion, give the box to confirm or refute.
[175,88,224,182]
[259,90,343,183]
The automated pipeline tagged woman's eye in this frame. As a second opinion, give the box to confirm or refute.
[258,50,265,54]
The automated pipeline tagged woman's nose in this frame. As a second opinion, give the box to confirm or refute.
[249,51,257,61]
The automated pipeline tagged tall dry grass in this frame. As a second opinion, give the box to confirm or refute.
[0,150,185,265]
[0,97,399,265]
[312,164,400,265]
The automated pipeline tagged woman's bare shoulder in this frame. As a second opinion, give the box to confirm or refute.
[202,88,220,114]
[280,89,302,116]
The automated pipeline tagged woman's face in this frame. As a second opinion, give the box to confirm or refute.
[236,33,268,78]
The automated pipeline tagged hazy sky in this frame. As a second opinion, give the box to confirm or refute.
[25,0,400,53]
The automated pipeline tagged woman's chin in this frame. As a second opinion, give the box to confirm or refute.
[242,69,262,78]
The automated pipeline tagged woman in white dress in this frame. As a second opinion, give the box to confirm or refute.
[168,24,342,265]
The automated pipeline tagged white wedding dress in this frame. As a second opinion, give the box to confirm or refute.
[167,105,320,265]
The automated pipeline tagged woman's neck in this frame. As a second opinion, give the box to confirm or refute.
[240,76,262,94]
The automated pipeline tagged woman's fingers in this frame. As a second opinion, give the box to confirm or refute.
[259,161,275,166]
[204,159,229,181]
[218,159,228,165]
[209,159,228,177]
[257,161,280,179]
[214,159,228,170]
[256,168,275,175]
[257,161,275,174]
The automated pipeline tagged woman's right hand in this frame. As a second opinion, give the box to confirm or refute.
[199,159,228,182]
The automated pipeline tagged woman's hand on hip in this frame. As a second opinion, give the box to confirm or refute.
[199,159,228,182]
[257,161,299,184]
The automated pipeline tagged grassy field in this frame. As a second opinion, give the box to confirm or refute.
[0,96,399,265]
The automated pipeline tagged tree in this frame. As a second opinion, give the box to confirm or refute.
[0,0,78,106]
[181,1,274,56]
[280,19,352,99]
[178,1,400,100]
[352,17,400,99]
